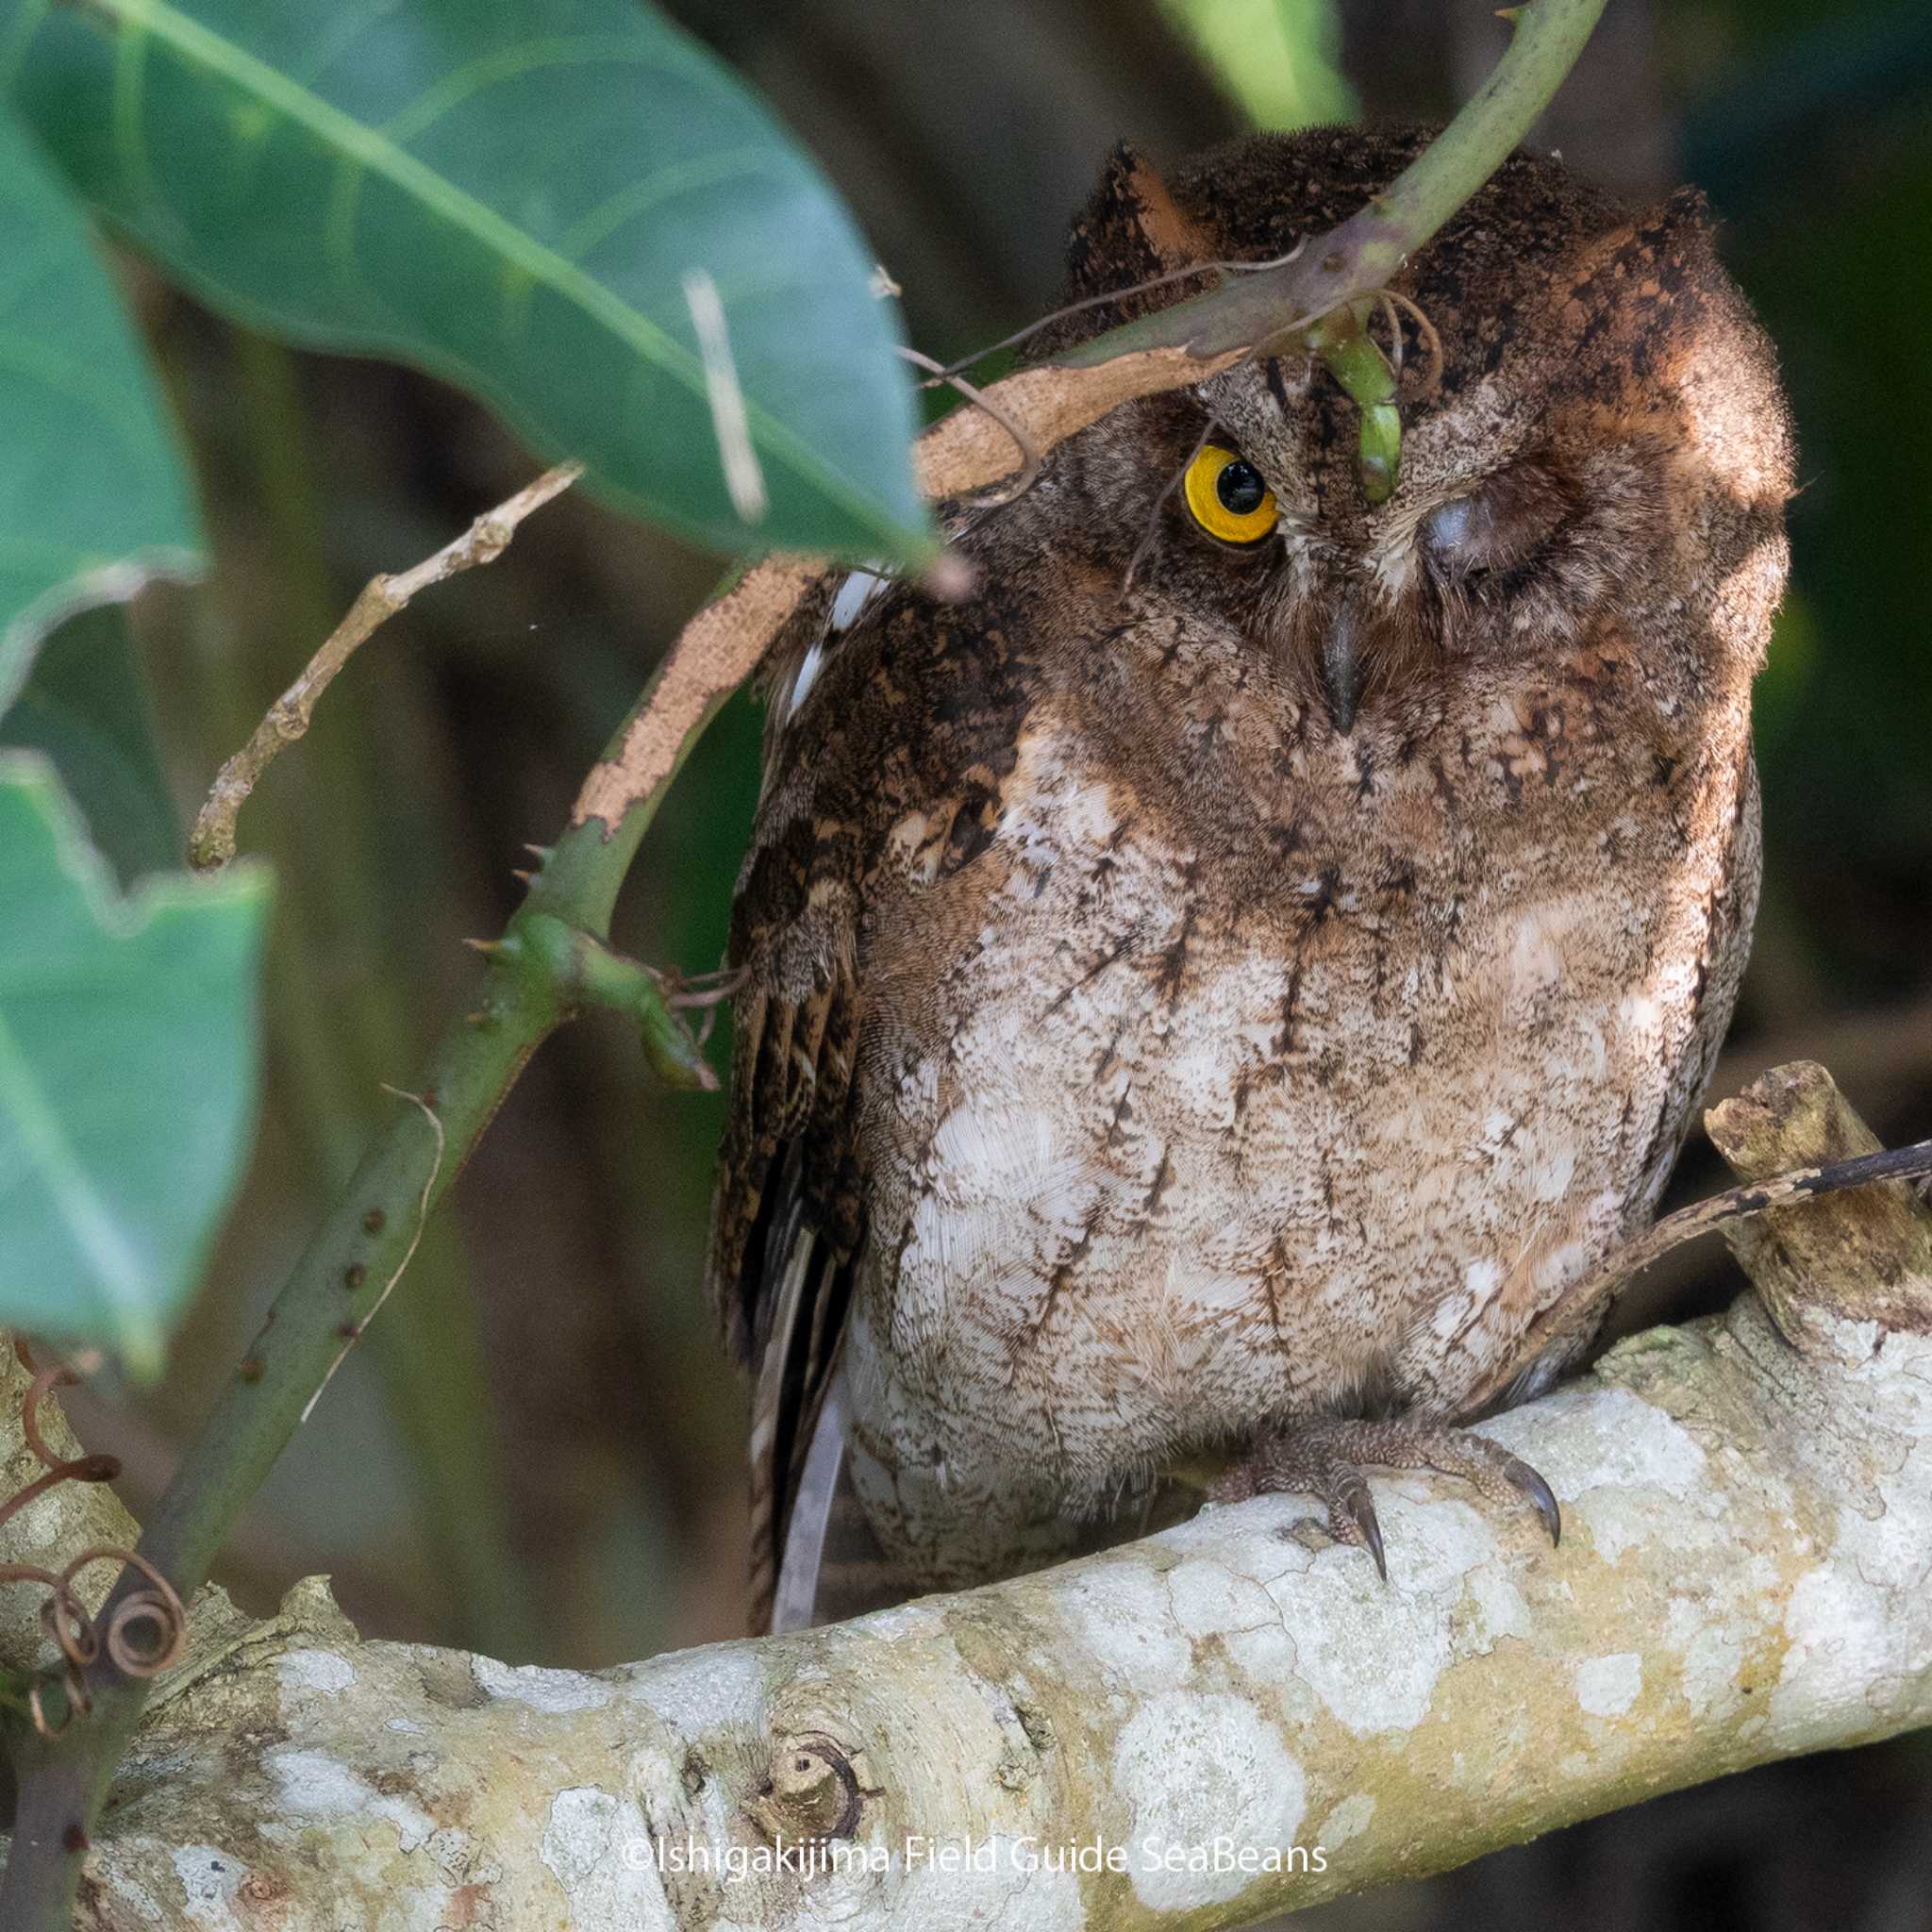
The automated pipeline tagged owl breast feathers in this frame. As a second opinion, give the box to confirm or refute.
[708,126,1794,1628]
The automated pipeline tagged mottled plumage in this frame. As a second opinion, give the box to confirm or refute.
[709,127,1794,1628]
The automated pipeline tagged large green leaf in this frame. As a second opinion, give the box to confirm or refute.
[0,101,201,714]
[3,0,930,561]
[0,753,270,1373]
[0,604,181,886]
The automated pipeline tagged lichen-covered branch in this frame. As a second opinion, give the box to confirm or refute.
[12,1062,1929,1929]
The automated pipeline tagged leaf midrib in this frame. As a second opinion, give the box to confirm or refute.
[77,0,917,550]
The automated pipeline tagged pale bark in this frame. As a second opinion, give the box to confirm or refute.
[10,1061,1931,1931]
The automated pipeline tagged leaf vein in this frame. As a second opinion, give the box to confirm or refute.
[69,0,909,542]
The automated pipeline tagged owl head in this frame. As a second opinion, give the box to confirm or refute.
[1005,129,1794,784]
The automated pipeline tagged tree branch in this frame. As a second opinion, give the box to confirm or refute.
[10,1061,1928,1928]
[188,461,583,870]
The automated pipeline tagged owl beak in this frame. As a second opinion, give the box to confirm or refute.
[1320,608,1365,736]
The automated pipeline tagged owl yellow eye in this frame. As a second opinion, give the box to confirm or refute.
[1183,444,1279,545]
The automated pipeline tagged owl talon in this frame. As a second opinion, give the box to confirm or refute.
[1502,1454,1562,1547]
[1212,1417,1561,1579]
[1326,1462,1387,1581]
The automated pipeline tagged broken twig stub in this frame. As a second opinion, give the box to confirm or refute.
[1706,1059,1932,1354]
[190,463,582,870]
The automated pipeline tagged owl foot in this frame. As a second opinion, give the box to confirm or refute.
[1209,1419,1560,1582]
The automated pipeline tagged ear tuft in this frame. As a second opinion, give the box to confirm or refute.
[1658,184,1716,235]
[1061,143,1208,303]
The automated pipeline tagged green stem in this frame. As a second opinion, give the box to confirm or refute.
[1307,304,1403,503]
[0,954,558,1906]
[522,655,740,940]
[227,332,541,1662]
[1057,0,1608,353]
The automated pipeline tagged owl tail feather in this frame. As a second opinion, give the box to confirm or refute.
[770,1366,911,1633]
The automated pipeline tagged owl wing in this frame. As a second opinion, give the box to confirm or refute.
[714,964,864,1631]
[707,569,890,1632]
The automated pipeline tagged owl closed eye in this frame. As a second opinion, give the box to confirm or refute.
[1418,459,1576,588]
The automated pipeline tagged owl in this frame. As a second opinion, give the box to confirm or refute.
[708,128,1794,1630]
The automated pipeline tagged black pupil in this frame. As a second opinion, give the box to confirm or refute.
[1216,459,1267,516]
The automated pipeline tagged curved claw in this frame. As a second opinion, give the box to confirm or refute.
[1330,1465,1387,1582]
[1503,1454,1561,1547]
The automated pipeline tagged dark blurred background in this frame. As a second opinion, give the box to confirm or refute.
[58,1,1932,1926]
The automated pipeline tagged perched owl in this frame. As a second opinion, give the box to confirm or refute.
[709,128,1793,1630]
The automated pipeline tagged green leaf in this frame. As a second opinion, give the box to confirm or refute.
[0,101,201,715]
[1156,0,1356,131]
[0,752,270,1374]
[4,0,931,561]
[0,604,181,886]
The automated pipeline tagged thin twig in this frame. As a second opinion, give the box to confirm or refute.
[925,242,1307,382]
[1467,1136,1932,1411]
[189,462,584,871]
[896,346,1041,508]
